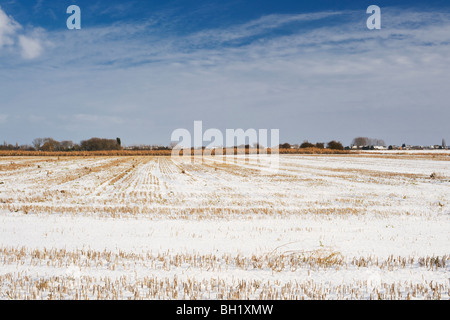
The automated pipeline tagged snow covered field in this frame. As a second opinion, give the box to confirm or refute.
[0,154,448,299]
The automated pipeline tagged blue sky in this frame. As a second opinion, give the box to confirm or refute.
[1,0,449,146]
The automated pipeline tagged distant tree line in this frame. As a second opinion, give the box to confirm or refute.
[1,137,122,151]
[3,135,448,153]
[127,144,171,151]
[0,138,345,152]
[278,140,344,150]
[0,142,34,151]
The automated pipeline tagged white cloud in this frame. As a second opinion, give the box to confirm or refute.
[0,6,43,59]
[18,34,42,59]
[0,5,19,47]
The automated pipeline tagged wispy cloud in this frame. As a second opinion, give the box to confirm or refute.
[184,11,344,47]
[0,5,19,47]
[18,34,42,59]
[0,5,44,59]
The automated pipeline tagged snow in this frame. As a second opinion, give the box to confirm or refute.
[0,154,448,299]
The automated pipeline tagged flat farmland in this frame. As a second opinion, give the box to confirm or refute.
[0,153,449,299]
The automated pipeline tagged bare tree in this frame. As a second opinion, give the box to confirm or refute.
[369,138,385,146]
[60,140,74,151]
[40,138,60,151]
[352,137,385,147]
[352,137,369,147]
[32,138,43,150]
